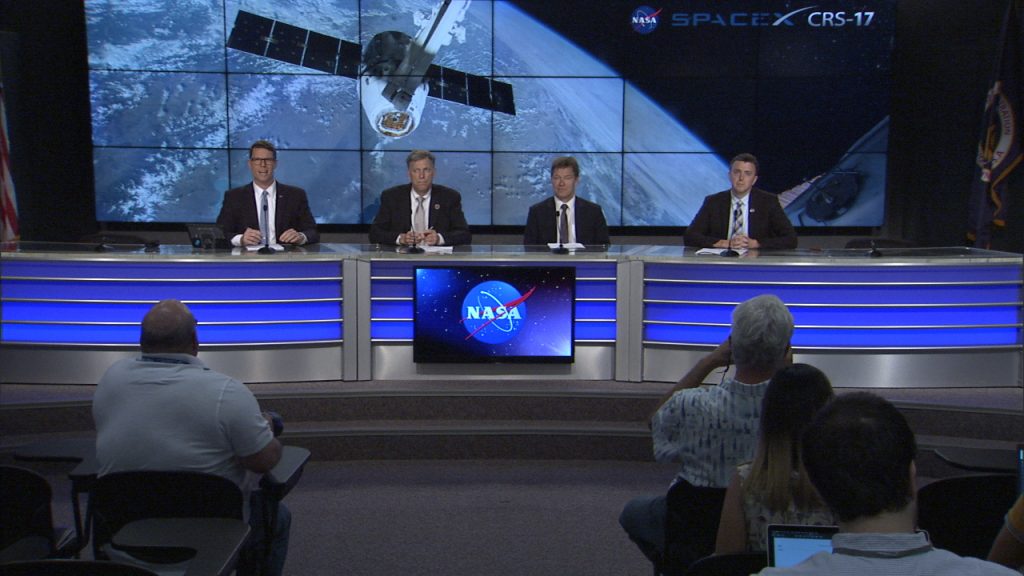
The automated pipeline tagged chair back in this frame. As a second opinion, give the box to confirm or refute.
[0,465,58,562]
[661,480,727,576]
[0,559,159,575]
[685,552,768,576]
[916,473,1017,559]
[89,470,243,561]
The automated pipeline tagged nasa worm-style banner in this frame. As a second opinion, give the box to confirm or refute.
[413,265,575,363]
[86,0,894,228]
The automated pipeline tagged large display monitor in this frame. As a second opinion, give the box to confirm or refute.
[86,1,895,229]
[413,265,575,363]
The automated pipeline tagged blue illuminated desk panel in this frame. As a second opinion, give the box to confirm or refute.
[1,243,1020,387]
[637,246,1022,387]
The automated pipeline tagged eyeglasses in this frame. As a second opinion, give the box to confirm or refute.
[250,157,276,165]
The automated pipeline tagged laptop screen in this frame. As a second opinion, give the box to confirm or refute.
[767,524,838,567]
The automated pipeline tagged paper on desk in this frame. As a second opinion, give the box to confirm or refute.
[547,242,586,249]
[422,245,454,254]
[696,248,748,256]
[246,244,285,252]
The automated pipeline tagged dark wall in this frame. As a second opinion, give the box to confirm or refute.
[0,0,94,242]
[889,0,1022,252]
[1,1,1020,251]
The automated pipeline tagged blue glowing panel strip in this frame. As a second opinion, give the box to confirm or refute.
[2,301,342,323]
[2,322,342,345]
[644,263,1022,305]
[645,263,1022,284]
[643,263,1022,348]
[644,324,1020,348]
[575,321,616,341]
[370,261,616,342]
[1,260,343,345]
[644,283,1021,305]
[2,260,339,280]
[644,302,1021,327]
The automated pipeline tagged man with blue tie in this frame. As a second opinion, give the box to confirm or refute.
[523,156,610,246]
[216,140,319,247]
[684,153,797,250]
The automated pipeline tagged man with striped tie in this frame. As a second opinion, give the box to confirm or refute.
[684,153,797,250]
[369,150,472,247]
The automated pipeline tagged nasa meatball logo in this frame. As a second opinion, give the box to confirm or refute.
[461,281,536,344]
[631,6,662,34]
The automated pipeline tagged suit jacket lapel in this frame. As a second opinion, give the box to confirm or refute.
[274,186,287,231]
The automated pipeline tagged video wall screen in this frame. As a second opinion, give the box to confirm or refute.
[87,0,895,228]
[413,265,575,363]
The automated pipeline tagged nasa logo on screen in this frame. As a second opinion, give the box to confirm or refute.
[631,6,662,34]
[461,281,535,344]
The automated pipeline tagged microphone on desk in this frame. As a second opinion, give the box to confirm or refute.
[721,227,739,258]
[551,210,570,254]
[258,195,274,254]
[869,240,883,258]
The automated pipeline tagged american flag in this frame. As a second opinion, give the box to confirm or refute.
[1,83,18,242]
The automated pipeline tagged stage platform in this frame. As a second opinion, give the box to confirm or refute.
[2,380,1019,470]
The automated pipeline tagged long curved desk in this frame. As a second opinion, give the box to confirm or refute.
[1,242,1020,389]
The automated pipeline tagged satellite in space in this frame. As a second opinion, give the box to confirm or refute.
[227,0,516,138]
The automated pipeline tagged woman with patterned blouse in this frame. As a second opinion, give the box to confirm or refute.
[715,364,837,553]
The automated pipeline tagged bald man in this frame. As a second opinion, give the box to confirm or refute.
[92,300,291,576]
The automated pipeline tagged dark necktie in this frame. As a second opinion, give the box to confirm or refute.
[559,204,569,244]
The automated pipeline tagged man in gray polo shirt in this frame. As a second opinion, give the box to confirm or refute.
[93,299,290,576]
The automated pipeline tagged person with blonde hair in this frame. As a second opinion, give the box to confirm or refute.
[715,363,836,554]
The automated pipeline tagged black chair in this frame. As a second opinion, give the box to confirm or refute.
[0,465,80,562]
[660,481,727,576]
[0,559,159,576]
[89,470,244,565]
[685,552,768,576]
[916,473,1017,559]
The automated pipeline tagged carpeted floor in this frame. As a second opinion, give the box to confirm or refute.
[281,459,674,576]
[28,458,677,576]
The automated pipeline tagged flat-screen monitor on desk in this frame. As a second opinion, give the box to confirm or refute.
[413,265,575,364]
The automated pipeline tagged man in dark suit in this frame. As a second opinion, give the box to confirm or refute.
[216,140,319,246]
[523,156,610,246]
[684,153,797,250]
[369,150,471,246]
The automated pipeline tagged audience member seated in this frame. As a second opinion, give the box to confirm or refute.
[92,300,291,576]
[988,494,1024,571]
[619,294,794,564]
[755,392,1018,575]
[715,364,836,554]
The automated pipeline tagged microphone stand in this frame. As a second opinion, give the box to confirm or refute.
[868,240,883,258]
[551,210,570,254]
[721,227,739,258]
[258,196,275,254]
